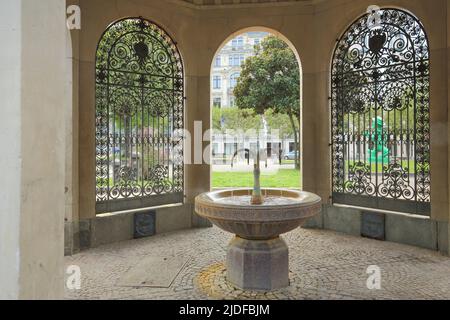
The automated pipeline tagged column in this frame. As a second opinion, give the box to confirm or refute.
[0,0,67,299]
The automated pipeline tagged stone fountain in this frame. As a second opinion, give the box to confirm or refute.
[195,144,322,291]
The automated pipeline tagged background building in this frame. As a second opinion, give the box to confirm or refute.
[211,32,267,109]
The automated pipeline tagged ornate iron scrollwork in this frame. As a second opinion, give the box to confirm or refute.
[95,18,184,213]
[331,9,430,215]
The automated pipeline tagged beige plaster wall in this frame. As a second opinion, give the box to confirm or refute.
[76,0,205,221]
[0,0,67,299]
[66,0,80,225]
[312,0,448,223]
[18,0,67,299]
[447,0,450,250]
[65,0,81,255]
[195,0,449,223]
[0,0,23,299]
[73,0,449,229]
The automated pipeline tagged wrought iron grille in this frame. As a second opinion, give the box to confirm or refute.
[95,18,184,213]
[331,9,430,215]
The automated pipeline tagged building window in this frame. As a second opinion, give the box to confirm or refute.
[331,8,430,215]
[95,17,184,214]
[213,75,221,89]
[213,97,221,108]
[229,55,245,66]
[229,56,233,66]
[212,143,219,156]
[214,55,221,67]
[254,38,260,46]
[225,143,238,156]
[229,73,240,89]
[232,36,244,49]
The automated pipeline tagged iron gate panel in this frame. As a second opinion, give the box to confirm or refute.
[331,9,430,215]
[95,18,184,214]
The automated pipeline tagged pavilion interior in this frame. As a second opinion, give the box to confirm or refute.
[1,0,450,299]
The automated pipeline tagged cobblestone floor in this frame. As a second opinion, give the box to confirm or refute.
[65,227,450,300]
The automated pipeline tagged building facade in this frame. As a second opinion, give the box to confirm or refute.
[211,32,267,108]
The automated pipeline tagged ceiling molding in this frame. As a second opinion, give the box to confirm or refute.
[171,0,315,10]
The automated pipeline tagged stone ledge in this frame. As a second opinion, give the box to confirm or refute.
[64,203,201,255]
[303,204,449,256]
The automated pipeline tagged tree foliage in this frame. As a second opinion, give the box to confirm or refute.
[212,106,298,139]
[233,36,300,119]
[212,107,262,133]
[264,109,299,139]
[233,35,301,168]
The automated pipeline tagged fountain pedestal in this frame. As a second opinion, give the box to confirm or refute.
[227,236,289,291]
[195,189,321,291]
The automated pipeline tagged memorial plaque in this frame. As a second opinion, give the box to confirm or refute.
[134,211,156,239]
[361,211,385,241]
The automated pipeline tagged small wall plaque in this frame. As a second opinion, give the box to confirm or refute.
[361,211,385,241]
[134,211,156,239]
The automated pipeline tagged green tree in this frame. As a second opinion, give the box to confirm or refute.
[212,107,262,154]
[212,106,262,132]
[234,36,301,169]
[264,108,299,159]
[264,108,297,139]
[212,106,223,132]
[221,107,262,132]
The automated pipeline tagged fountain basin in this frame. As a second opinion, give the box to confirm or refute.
[195,188,322,291]
[195,188,322,240]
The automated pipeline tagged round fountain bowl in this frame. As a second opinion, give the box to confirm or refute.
[195,189,322,240]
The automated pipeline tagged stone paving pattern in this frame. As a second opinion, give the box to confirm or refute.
[65,227,450,300]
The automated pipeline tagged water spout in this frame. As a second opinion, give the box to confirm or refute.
[251,139,263,205]
[229,143,267,205]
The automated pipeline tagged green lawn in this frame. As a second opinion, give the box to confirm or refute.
[212,169,301,189]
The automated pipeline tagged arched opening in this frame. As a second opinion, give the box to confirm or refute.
[331,8,430,215]
[210,28,303,191]
[95,17,185,214]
